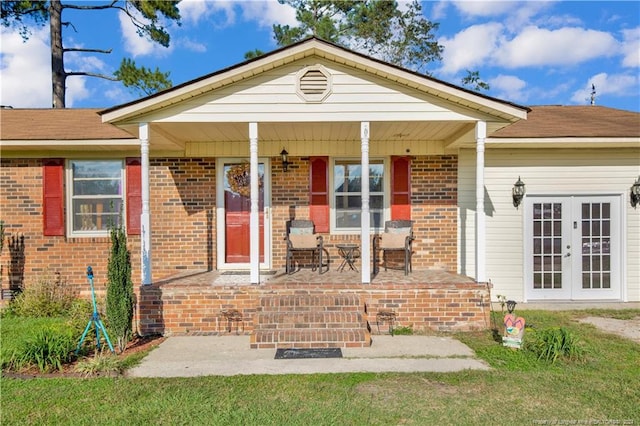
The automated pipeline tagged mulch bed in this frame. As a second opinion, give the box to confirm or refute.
[2,334,165,379]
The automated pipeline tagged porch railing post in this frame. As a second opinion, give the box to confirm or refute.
[361,122,371,283]
[249,122,260,285]
[139,122,152,285]
[475,121,487,283]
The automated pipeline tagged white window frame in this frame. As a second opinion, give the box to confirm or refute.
[66,159,125,238]
[329,157,388,234]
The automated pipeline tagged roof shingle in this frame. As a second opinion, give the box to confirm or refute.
[0,108,134,140]
[491,105,640,138]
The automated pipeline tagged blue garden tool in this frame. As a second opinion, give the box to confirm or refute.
[76,266,115,354]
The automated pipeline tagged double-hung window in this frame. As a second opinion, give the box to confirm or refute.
[67,160,124,235]
[333,159,384,231]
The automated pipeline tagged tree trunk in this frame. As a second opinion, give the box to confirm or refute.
[50,0,65,108]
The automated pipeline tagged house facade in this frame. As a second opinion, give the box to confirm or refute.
[1,38,638,342]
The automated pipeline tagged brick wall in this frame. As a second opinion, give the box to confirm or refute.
[148,158,216,279]
[1,154,458,298]
[136,281,490,336]
[0,158,127,297]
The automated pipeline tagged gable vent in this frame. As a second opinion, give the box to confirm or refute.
[296,65,332,102]
[300,70,328,94]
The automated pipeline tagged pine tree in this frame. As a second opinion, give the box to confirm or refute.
[106,224,134,353]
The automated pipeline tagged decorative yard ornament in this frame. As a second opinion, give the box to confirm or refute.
[502,304,525,349]
[76,266,115,354]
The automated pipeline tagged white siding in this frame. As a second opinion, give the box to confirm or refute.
[459,148,640,302]
[145,58,481,124]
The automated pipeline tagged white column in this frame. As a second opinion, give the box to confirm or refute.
[249,122,260,284]
[139,123,152,285]
[475,121,487,283]
[361,122,371,283]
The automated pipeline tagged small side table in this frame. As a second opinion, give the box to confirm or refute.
[337,243,360,272]
[376,310,396,335]
[220,309,244,334]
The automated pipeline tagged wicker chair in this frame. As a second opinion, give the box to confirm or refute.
[285,220,326,274]
[373,220,414,275]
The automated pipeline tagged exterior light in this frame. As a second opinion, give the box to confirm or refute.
[512,176,526,208]
[631,176,640,208]
[280,148,290,172]
[506,300,517,314]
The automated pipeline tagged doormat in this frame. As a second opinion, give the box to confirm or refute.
[275,348,343,359]
[221,270,277,276]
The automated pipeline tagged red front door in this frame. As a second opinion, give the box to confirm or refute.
[224,162,264,263]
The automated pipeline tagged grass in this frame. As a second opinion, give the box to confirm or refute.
[1,309,639,425]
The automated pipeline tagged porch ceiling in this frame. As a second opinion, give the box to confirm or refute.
[128,120,483,152]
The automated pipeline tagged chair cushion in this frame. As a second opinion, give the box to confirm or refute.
[290,227,313,235]
[289,234,318,248]
[380,233,407,249]
[387,227,411,235]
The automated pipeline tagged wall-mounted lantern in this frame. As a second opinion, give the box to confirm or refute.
[631,176,640,208]
[512,176,526,208]
[280,148,290,172]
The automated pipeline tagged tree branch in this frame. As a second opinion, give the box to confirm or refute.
[61,1,119,11]
[66,71,118,81]
[64,47,113,54]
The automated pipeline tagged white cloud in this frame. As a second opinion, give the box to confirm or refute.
[489,74,528,103]
[0,26,51,108]
[430,1,449,20]
[620,27,640,68]
[452,0,516,18]
[178,37,208,53]
[180,0,237,26]
[438,23,504,74]
[239,0,297,29]
[118,10,174,57]
[495,26,619,68]
[571,72,640,104]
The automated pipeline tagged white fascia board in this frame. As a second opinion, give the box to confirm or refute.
[102,39,527,125]
[487,137,640,148]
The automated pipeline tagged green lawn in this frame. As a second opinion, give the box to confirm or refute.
[1,310,639,425]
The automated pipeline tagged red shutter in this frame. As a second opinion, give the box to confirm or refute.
[309,156,329,233]
[126,158,142,235]
[391,156,411,220]
[43,159,64,236]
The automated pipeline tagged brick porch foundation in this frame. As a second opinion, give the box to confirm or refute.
[136,273,491,340]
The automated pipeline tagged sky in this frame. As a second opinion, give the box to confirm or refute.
[1,0,639,112]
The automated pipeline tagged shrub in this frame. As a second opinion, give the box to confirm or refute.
[11,327,76,372]
[75,353,124,377]
[526,327,585,363]
[10,273,76,318]
[106,225,134,353]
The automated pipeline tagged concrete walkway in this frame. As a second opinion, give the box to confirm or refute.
[126,335,490,378]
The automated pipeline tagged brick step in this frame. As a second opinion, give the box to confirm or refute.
[259,294,361,311]
[257,311,364,329]
[250,328,371,349]
[253,292,369,349]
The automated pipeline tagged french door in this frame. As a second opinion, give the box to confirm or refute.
[524,195,621,300]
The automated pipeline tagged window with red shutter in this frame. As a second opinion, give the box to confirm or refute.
[309,156,329,233]
[391,156,411,220]
[126,158,142,235]
[43,159,65,236]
